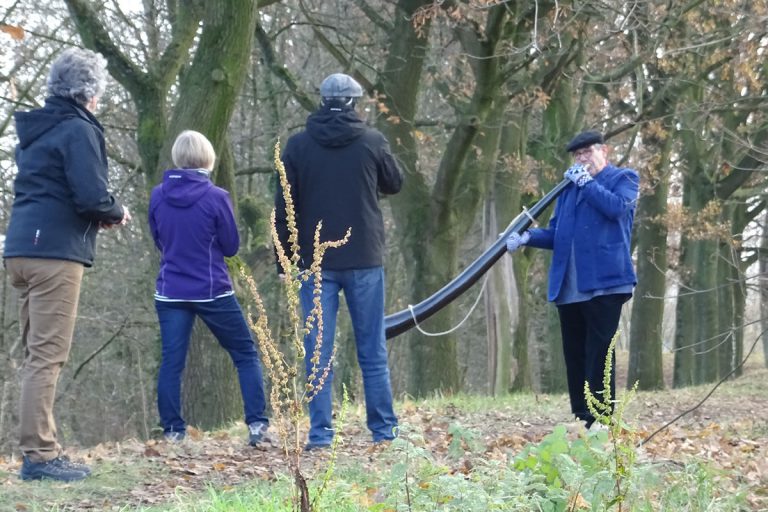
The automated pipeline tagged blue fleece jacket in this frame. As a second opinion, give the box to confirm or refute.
[526,164,639,302]
[148,169,239,301]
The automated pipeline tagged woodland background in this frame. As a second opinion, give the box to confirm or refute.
[0,0,766,455]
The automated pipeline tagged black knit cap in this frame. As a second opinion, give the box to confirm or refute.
[566,130,604,152]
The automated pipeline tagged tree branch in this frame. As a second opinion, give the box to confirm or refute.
[254,21,317,112]
[296,0,374,92]
[353,0,392,32]
[236,165,274,176]
[63,0,148,97]
[72,317,129,380]
[154,0,203,90]
[717,155,764,201]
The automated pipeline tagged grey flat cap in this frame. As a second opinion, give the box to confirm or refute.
[320,73,363,98]
[566,130,604,152]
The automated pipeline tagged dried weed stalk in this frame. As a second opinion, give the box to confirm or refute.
[241,141,350,512]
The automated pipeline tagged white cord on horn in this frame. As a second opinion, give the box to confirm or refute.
[406,273,491,337]
[521,206,537,226]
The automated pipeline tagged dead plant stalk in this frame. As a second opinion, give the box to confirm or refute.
[241,140,350,512]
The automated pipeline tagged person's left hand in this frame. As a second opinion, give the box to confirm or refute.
[564,164,593,187]
[119,206,132,226]
[506,231,530,253]
[100,206,132,229]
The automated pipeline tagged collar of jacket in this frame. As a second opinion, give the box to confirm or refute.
[45,96,104,132]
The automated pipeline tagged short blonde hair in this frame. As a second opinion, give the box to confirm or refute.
[171,130,216,170]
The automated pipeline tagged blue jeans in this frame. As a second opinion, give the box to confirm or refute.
[155,295,268,434]
[300,267,398,444]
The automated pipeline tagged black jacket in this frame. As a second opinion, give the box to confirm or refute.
[276,106,403,270]
[4,97,124,267]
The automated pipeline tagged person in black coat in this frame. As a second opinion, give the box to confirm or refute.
[275,73,402,450]
[4,48,130,481]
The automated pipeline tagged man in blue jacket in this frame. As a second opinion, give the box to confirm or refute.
[276,73,403,450]
[506,130,639,429]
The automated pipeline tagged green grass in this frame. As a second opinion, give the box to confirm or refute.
[418,390,566,414]
[125,437,750,512]
[4,362,765,512]
[135,474,377,512]
[2,422,752,512]
[0,457,162,512]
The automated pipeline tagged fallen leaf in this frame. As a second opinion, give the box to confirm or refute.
[0,24,24,40]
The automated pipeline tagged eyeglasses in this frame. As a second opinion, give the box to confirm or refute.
[573,145,602,158]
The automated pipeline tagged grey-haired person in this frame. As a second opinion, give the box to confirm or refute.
[4,48,131,481]
[506,130,639,429]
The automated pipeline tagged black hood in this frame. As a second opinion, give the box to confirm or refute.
[14,96,100,150]
[306,106,366,148]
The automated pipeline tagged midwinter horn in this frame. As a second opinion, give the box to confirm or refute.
[384,178,571,339]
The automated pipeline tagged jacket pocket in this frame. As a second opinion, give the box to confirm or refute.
[595,242,626,281]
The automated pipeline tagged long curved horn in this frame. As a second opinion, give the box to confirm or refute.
[385,178,570,339]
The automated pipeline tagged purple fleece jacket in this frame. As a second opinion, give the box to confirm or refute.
[148,169,239,300]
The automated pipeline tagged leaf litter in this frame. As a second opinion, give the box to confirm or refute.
[0,364,766,510]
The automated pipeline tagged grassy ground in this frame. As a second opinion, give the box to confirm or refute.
[1,352,766,511]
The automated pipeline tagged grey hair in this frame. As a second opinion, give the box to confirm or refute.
[47,48,108,106]
[172,130,216,171]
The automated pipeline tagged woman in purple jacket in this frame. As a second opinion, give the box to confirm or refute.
[148,130,268,445]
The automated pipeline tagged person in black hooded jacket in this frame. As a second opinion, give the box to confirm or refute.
[3,48,130,482]
[275,73,402,450]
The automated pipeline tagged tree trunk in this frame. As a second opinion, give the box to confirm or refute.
[494,114,533,393]
[159,0,258,173]
[693,241,721,384]
[484,223,516,394]
[722,203,753,378]
[135,92,170,185]
[628,129,671,390]
[66,0,258,429]
[674,181,722,387]
[672,119,764,386]
[167,0,259,427]
[376,0,444,396]
[762,210,768,367]
[673,242,695,388]
[181,321,244,430]
[470,105,509,394]
[535,291,568,393]
[716,245,739,379]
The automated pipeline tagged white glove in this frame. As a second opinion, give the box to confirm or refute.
[506,231,530,253]
[564,164,593,187]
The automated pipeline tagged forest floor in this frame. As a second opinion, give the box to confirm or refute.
[1,352,767,511]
